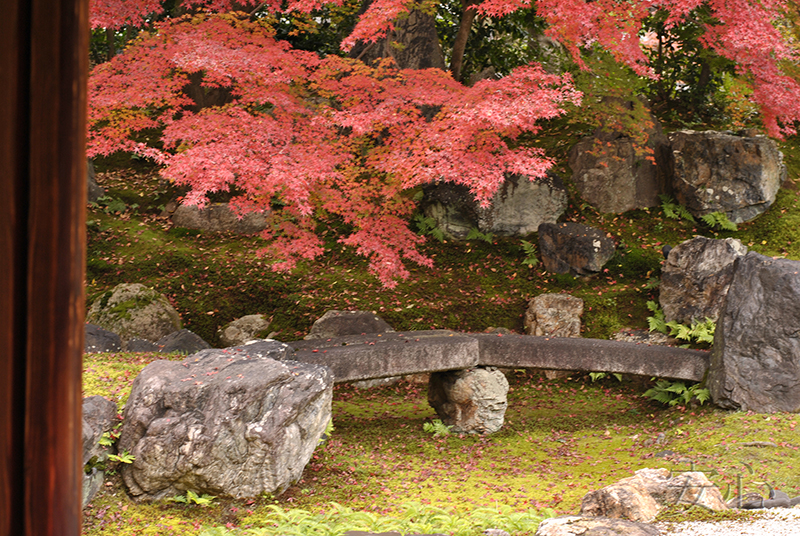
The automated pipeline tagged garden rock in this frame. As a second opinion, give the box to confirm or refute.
[154,329,211,354]
[476,173,568,236]
[534,516,661,536]
[218,314,271,347]
[669,130,786,223]
[422,182,481,239]
[581,467,727,523]
[87,158,104,203]
[569,102,670,214]
[126,337,160,352]
[118,340,333,500]
[171,202,268,234]
[84,323,122,353]
[304,310,394,340]
[538,222,616,276]
[659,236,747,324]
[524,293,583,337]
[707,252,800,412]
[428,367,508,434]
[82,396,119,506]
[86,283,182,344]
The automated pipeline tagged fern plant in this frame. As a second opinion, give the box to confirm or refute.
[700,211,738,231]
[171,490,216,506]
[520,240,540,267]
[644,379,711,407]
[646,301,715,346]
[466,227,494,243]
[423,419,452,437]
[412,214,445,242]
[659,194,696,223]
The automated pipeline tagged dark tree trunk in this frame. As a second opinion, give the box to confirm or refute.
[449,0,479,82]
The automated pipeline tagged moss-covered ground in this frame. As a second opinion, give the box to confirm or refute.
[81,121,800,535]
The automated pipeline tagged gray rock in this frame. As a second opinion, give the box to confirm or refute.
[524,293,583,337]
[171,202,268,234]
[422,183,477,240]
[155,328,211,354]
[126,337,160,352]
[538,222,616,276]
[708,252,800,412]
[84,323,122,353]
[87,158,105,203]
[82,396,119,507]
[659,236,747,324]
[304,310,394,340]
[218,314,270,347]
[534,516,661,536]
[290,331,480,383]
[669,130,786,223]
[87,283,182,344]
[118,340,333,500]
[476,173,568,236]
[428,367,509,434]
[581,468,727,523]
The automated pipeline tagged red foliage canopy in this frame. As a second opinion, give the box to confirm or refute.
[88,0,800,286]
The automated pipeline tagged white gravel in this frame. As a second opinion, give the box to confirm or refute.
[656,508,800,536]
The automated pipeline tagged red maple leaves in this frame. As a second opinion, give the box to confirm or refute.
[88,0,800,286]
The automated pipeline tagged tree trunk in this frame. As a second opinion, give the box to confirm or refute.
[449,0,479,82]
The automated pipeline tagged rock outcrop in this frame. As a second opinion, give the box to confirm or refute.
[171,202,268,234]
[84,323,122,353]
[581,468,727,523]
[218,314,271,347]
[538,222,616,276]
[86,283,182,344]
[708,252,800,412]
[524,293,584,337]
[659,236,747,324]
[82,396,119,506]
[118,340,333,500]
[304,310,394,340]
[535,516,661,536]
[428,367,508,434]
[476,173,568,236]
[669,130,785,223]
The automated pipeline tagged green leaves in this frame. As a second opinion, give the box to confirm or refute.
[659,195,695,223]
[700,212,738,231]
[108,450,135,464]
[422,419,452,437]
[412,214,445,242]
[646,301,715,346]
[520,239,540,267]
[171,490,216,507]
[466,228,494,244]
[644,379,710,407]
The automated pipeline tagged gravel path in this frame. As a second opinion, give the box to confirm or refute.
[656,508,800,535]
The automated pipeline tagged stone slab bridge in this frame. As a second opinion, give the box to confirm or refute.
[287,330,709,433]
[288,330,709,384]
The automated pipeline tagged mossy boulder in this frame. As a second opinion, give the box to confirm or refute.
[87,283,181,344]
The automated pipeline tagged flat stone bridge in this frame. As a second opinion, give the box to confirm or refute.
[288,330,709,383]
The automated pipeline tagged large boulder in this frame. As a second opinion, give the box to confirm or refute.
[86,283,181,344]
[659,236,747,324]
[84,323,122,353]
[535,516,661,536]
[708,253,800,412]
[476,173,568,236]
[154,329,211,354]
[118,340,333,500]
[171,202,268,234]
[581,468,727,523]
[427,367,508,434]
[669,130,786,223]
[304,310,394,340]
[524,293,583,337]
[569,101,670,214]
[421,174,568,239]
[82,396,120,506]
[218,314,271,347]
[538,222,616,276]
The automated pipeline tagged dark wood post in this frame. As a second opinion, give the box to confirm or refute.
[1,0,88,534]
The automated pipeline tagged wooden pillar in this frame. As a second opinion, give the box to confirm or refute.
[0,0,88,534]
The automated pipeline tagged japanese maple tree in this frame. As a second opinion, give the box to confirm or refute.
[88,0,800,286]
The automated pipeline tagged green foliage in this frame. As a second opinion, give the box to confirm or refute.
[90,195,138,215]
[646,301,715,346]
[589,372,623,382]
[171,490,216,507]
[108,451,135,464]
[422,419,452,437]
[412,214,445,242]
[520,239,540,267]
[466,227,494,243]
[644,379,710,407]
[659,195,696,223]
[199,501,554,536]
[700,211,738,231]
